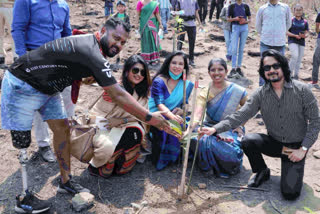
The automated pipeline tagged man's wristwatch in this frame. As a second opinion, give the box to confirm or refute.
[145,112,152,122]
[301,146,308,151]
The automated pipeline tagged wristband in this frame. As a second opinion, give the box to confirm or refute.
[123,118,128,124]
[301,146,308,151]
[145,112,152,122]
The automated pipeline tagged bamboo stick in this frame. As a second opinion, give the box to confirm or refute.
[178,74,199,199]
[187,84,210,194]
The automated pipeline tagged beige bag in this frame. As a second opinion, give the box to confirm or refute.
[70,120,96,163]
[69,92,103,163]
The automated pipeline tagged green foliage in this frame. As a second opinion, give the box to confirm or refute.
[304,207,316,214]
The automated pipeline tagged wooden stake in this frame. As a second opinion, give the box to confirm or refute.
[187,84,210,194]
[178,74,199,199]
[182,70,187,131]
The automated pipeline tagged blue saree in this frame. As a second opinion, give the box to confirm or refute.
[197,83,247,177]
[149,77,194,170]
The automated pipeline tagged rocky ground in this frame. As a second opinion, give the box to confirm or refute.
[1,0,320,213]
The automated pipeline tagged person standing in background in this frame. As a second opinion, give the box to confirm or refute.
[310,11,320,86]
[0,0,16,66]
[176,0,203,67]
[256,0,292,86]
[227,0,251,78]
[11,0,74,163]
[103,0,115,20]
[209,0,223,23]
[158,0,171,34]
[198,0,208,25]
[287,4,309,80]
[112,0,130,64]
[220,0,234,62]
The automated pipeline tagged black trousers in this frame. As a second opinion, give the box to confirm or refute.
[177,25,196,61]
[198,0,208,23]
[242,133,305,200]
[209,0,222,20]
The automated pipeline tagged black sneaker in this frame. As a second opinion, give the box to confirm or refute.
[0,56,4,64]
[57,178,90,194]
[236,67,244,77]
[15,190,51,214]
[227,68,237,78]
[189,60,195,67]
[88,164,100,177]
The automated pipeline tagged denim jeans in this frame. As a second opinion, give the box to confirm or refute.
[231,24,248,68]
[223,29,232,57]
[34,86,75,147]
[259,42,286,86]
[288,43,305,79]
[160,8,170,31]
[312,38,320,82]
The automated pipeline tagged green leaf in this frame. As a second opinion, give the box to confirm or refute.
[168,120,182,135]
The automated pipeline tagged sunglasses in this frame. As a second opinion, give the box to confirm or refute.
[131,67,146,76]
[263,63,281,72]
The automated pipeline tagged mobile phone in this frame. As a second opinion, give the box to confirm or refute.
[299,31,305,35]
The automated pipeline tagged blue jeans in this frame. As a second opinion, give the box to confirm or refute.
[105,6,113,16]
[1,71,67,131]
[231,24,248,68]
[160,8,170,31]
[312,38,320,82]
[259,42,286,85]
[223,29,232,57]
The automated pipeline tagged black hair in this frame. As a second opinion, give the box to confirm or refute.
[153,51,189,81]
[122,55,151,99]
[208,58,228,72]
[104,16,131,33]
[258,49,291,83]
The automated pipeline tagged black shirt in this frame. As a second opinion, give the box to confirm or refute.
[9,34,117,95]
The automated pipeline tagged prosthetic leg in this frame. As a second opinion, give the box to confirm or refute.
[11,130,51,213]
[19,148,29,194]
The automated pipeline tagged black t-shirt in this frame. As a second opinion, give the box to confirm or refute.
[9,34,117,95]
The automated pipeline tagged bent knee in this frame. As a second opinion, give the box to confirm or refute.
[241,133,260,149]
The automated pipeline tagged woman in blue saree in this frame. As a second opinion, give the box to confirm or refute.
[149,51,194,170]
[188,58,248,177]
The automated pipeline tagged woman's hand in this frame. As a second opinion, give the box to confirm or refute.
[172,114,184,124]
[295,34,301,40]
[172,107,183,116]
[232,127,244,137]
[198,127,216,137]
[104,118,123,129]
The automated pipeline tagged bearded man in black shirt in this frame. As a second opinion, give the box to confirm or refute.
[1,17,180,213]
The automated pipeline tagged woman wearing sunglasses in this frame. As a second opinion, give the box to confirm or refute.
[87,54,151,178]
[148,51,194,170]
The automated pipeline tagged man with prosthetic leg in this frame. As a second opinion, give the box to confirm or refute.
[1,17,180,213]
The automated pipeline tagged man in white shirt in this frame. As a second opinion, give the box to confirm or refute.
[256,0,292,85]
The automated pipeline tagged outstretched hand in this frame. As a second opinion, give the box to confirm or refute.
[198,127,216,138]
[149,111,182,139]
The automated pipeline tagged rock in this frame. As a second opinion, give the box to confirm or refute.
[123,208,134,214]
[198,183,207,189]
[72,192,94,212]
[130,203,141,210]
[313,150,320,159]
[141,201,148,206]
